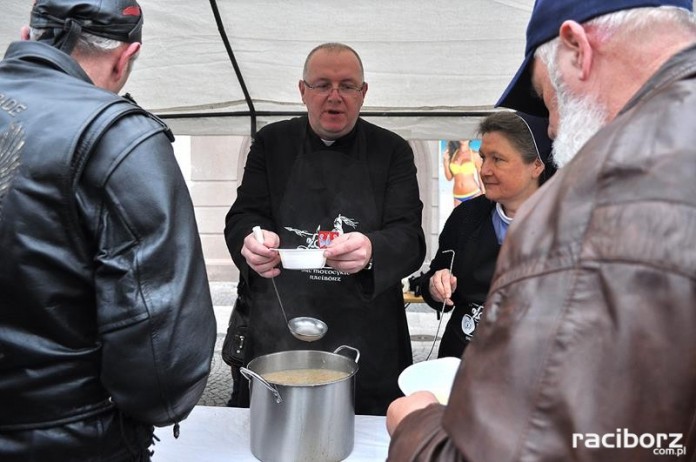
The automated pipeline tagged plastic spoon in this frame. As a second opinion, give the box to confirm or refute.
[252,226,327,342]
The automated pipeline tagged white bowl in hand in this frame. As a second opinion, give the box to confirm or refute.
[273,248,326,270]
[398,357,461,404]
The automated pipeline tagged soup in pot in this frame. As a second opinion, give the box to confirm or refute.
[262,368,350,385]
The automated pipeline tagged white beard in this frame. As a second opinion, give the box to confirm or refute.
[549,62,608,168]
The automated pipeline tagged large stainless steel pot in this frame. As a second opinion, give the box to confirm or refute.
[240,345,360,462]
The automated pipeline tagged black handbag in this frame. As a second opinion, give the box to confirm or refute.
[221,285,249,367]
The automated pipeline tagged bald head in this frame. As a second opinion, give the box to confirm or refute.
[303,43,364,82]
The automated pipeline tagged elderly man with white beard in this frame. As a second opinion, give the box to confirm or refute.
[386,0,696,460]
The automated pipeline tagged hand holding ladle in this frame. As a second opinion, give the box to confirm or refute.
[252,226,327,342]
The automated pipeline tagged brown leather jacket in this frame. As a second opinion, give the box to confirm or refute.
[389,43,696,462]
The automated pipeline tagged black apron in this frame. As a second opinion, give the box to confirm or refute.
[438,217,500,358]
[246,125,409,415]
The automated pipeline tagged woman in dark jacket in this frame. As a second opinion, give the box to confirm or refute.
[421,111,556,358]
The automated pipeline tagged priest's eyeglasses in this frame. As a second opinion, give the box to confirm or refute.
[303,80,365,96]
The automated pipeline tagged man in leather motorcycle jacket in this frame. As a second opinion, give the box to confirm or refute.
[0,1,216,460]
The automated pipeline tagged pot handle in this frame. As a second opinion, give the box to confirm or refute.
[239,367,283,404]
[333,345,360,364]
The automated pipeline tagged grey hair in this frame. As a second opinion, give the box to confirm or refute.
[30,27,123,55]
[302,42,365,82]
[535,5,696,67]
[587,5,696,32]
[535,38,559,85]
[535,6,696,98]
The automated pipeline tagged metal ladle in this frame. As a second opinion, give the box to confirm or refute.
[253,226,328,342]
[426,249,456,360]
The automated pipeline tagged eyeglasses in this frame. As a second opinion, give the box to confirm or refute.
[303,80,365,96]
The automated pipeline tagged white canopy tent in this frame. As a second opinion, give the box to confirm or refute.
[1,0,535,140]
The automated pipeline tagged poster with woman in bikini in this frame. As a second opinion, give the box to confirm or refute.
[439,139,484,221]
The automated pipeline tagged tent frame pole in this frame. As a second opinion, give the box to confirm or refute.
[209,0,257,136]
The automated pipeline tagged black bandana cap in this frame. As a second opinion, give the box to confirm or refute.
[30,0,143,53]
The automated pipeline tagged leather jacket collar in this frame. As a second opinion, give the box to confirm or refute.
[4,40,92,84]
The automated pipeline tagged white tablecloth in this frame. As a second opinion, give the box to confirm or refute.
[151,405,389,461]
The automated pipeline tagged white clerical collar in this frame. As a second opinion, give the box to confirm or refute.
[321,138,336,146]
[495,202,513,224]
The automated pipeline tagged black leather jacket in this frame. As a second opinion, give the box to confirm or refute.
[0,41,216,461]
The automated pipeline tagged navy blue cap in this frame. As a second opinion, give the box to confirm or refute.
[496,0,693,115]
[31,0,143,53]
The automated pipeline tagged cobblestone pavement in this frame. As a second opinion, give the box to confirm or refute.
[197,335,234,407]
[198,283,445,407]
